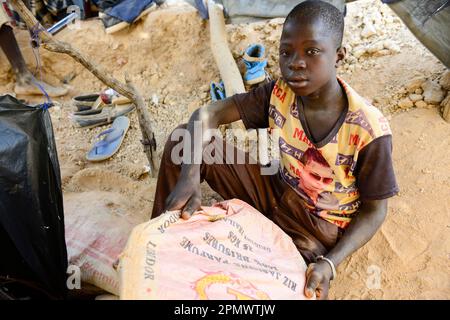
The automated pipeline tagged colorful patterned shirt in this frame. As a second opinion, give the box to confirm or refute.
[233,77,399,229]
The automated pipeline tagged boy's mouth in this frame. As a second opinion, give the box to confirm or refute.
[285,75,309,89]
[287,79,309,89]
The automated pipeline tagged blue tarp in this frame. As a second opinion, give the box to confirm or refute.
[94,0,154,23]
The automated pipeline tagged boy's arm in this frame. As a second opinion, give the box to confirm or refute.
[164,81,274,218]
[164,98,241,219]
[305,198,387,299]
[305,134,398,299]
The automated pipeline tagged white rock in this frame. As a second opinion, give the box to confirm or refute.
[409,94,423,102]
[398,98,413,109]
[268,18,285,27]
[406,77,426,93]
[385,15,394,24]
[373,49,391,57]
[151,94,159,105]
[371,11,383,25]
[367,41,384,54]
[111,42,120,50]
[347,56,358,64]
[353,47,366,58]
[422,80,445,104]
[377,28,385,35]
[414,100,427,108]
[439,70,450,90]
[383,40,401,53]
[361,23,377,38]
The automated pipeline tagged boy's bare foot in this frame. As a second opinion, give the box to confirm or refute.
[14,76,69,97]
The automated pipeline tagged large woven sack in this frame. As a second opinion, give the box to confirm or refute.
[119,199,311,300]
[65,191,143,295]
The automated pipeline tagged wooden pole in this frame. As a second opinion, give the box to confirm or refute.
[207,0,246,132]
[207,0,245,96]
[9,0,158,176]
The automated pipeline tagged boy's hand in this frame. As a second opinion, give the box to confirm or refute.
[304,261,333,300]
[164,169,202,220]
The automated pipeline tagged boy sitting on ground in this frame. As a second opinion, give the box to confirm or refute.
[152,0,398,299]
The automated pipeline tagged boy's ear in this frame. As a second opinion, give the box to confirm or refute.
[335,46,347,68]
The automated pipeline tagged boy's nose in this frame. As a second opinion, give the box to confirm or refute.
[288,54,306,70]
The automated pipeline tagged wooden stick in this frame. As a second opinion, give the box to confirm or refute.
[207,0,246,132]
[9,0,158,176]
[207,0,245,96]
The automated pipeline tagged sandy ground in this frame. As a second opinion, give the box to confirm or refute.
[0,0,448,299]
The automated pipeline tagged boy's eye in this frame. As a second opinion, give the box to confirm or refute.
[280,50,289,56]
[306,48,320,55]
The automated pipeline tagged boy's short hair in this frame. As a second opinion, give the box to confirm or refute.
[285,0,345,47]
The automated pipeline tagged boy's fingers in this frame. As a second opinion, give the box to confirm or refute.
[165,196,181,211]
[165,190,189,211]
[317,283,329,300]
[181,196,201,220]
[181,208,193,220]
[305,271,321,298]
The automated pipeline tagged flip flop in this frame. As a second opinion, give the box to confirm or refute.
[86,116,130,162]
[70,103,135,128]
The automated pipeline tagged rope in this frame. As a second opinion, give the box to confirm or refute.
[29,22,52,110]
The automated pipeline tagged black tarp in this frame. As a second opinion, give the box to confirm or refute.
[0,95,67,299]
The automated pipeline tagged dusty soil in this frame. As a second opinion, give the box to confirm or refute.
[1,0,448,299]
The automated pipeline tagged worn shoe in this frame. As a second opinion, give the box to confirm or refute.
[243,44,267,85]
[210,81,226,101]
[102,1,157,34]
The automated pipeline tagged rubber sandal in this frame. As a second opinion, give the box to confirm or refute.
[86,116,130,161]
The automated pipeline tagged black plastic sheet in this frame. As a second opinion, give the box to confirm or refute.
[0,95,67,299]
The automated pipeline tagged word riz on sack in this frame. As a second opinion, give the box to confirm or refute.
[180,235,298,292]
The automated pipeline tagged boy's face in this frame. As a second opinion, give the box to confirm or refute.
[279,19,345,96]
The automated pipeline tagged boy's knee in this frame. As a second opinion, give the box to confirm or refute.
[0,24,12,35]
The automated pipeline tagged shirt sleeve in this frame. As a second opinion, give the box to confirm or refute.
[231,80,275,129]
[354,135,399,201]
